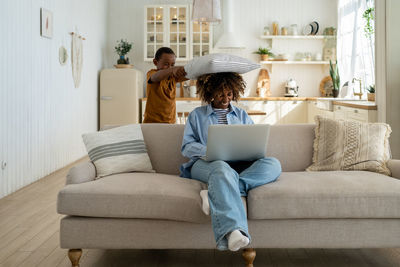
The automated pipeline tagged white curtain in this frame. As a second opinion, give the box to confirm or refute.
[337,0,375,97]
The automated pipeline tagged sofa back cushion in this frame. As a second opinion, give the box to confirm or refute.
[141,124,187,175]
[141,123,315,175]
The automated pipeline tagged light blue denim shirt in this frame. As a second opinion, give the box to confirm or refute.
[180,103,254,178]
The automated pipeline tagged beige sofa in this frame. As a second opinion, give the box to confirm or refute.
[57,124,400,267]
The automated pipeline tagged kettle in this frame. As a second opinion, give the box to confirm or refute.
[285,78,299,97]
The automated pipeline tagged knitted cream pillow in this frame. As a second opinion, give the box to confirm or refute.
[306,116,392,175]
[82,124,154,178]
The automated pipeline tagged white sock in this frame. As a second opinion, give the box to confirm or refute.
[200,190,210,215]
[228,230,250,251]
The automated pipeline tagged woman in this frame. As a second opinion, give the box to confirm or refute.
[180,72,282,251]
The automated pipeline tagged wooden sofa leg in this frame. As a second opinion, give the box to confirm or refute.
[68,249,82,267]
[242,248,256,267]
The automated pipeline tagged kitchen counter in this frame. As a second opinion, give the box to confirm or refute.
[141,97,319,101]
[332,101,377,110]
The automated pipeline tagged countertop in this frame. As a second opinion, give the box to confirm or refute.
[140,97,377,110]
[141,97,319,101]
[332,100,377,110]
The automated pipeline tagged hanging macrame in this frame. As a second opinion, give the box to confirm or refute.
[71,33,83,88]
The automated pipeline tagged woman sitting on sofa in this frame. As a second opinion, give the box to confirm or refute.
[180,72,282,251]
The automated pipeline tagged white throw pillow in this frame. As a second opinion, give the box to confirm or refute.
[184,53,260,79]
[82,124,154,178]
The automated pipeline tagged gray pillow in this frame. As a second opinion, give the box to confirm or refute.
[82,124,154,178]
[184,53,260,79]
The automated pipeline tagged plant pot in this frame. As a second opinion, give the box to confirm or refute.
[332,89,339,98]
[117,55,127,64]
[260,54,269,61]
[367,93,375,101]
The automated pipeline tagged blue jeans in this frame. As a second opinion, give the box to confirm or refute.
[190,157,282,250]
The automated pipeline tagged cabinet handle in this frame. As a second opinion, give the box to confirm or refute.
[354,109,358,113]
[337,106,341,110]
[101,96,113,100]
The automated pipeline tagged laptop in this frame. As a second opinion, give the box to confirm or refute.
[204,124,270,162]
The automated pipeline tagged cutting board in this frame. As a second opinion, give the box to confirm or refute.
[256,69,271,97]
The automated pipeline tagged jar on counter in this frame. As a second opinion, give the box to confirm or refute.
[289,24,298,35]
[263,26,270,36]
[272,21,279,35]
[281,26,288,35]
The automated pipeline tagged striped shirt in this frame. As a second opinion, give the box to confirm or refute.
[213,108,230,124]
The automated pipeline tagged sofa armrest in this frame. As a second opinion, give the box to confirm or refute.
[66,161,96,185]
[388,159,400,179]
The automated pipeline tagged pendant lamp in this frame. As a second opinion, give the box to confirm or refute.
[192,0,222,23]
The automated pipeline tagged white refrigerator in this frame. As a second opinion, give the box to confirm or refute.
[99,69,144,130]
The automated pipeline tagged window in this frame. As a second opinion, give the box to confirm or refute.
[337,0,375,96]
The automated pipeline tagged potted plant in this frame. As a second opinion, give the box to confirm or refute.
[254,47,274,61]
[367,84,375,101]
[114,39,133,65]
[329,60,340,97]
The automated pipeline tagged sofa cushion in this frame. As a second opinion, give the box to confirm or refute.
[57,173,210,223]
[140,124,316,175]
[248,171,400,219]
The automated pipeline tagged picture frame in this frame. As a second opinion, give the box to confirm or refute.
[40,8,53,38]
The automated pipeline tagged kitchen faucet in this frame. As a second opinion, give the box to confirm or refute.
[352,78,363,99]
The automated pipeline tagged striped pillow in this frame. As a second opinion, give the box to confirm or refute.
[82,124,154,178]
[184,53,260,79]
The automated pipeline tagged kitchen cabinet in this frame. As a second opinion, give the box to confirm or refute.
[145,5,189,61]
[307,101,377,123]
[307,101,334,123]
[144,5,212,61]
[141,98,377,125]
[140,98,203,123]
[191,22,212,57]
[279,101,307,124]
[235,101,281,124]
[333,105,377,123]
[141,99,310,124]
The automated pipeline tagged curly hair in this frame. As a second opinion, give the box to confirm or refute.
[196,72,246,104]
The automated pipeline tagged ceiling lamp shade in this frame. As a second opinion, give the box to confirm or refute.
[192,0,222,23]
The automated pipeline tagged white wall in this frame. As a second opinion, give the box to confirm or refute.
[105,0,337,97]
[0,0,108,198]
[386,0,400,158]
[105,0,193,96]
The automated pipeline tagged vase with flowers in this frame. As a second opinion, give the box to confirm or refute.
[114,39,133,67]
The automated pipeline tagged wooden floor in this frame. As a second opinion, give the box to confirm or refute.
[0,159,400,267]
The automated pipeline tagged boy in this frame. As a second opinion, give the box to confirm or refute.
[143,47,188,123]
